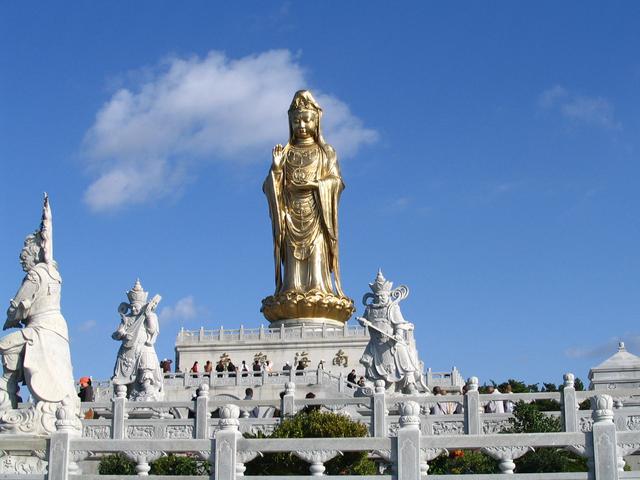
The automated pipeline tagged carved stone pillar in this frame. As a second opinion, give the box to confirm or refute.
[283,381,295,417]
[464,376,480,435]
[112,384,127,440]
[294,450,342,476]
[372,380,386,437]
[195,383,209,439]
[591,394,619,480]
[562,372,578,432]
[397,401,421,480]
[215,404,240,480]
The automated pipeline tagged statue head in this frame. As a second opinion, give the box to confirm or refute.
[127,279,148,309]
[288,90,323,144]
[19,233,44,272]
[369,270,393,305]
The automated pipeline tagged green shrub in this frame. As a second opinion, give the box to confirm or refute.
[98,452,210,475]
[244,410,376,475]
[98,453,136,475]
[428,450,499,475]
[150,454,210,475]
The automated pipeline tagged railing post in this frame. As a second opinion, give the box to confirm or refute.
[338,372,345,393]
[112,384,127,439]
[239,324,244,341]
[562,372,578,432]
[591,394,619,480]
[280,323,285,339]
[196,383,210,439]
[283,381,296,416]
[49,398,81,480]
[259,324,265,340]
[397,401,421,480]
[215,404,240,480]
[219,326,224,341]
[464,376,481,434]
[372,380,387,437]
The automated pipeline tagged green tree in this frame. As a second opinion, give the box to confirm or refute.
[244,410,376,476]
[150,454,210,475]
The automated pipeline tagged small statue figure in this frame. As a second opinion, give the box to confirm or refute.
[261,90,355,326]
[0,194,80,434]
[111,280,163,401]
[358,271,428,394]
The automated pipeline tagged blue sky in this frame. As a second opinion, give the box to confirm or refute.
[1,2,639,388]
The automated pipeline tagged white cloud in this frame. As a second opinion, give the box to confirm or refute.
[83,49,378,212]
[78,319,97,332]
[159,295,200,323]
[565,335,640,360]
[538,85,619,129]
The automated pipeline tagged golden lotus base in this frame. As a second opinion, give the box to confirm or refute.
[261,290,355,326]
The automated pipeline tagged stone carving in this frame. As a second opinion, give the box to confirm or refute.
[0,194,80,435]
[166,424,194,439]
[483,419,511,434]
[482,446,534,474]
[124,450,164,476]
[565,444,591,458]
[112,279,163,401]
[387,422,400,437]
[237,450,262,476]
[261,90,355,326]
[127,425,155,439]
[294,450,342,476]
[358,271,427,393]
[83,425,111,439]
[0,452,47,474]
[432,421,465,436]
[332,349,348,367]
[579,416,594,432]
[627,415,640,431]
[591,394,614,423]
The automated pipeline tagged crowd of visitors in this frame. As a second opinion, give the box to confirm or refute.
[185,357,310,377]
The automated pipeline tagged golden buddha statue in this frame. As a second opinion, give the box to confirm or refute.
[261,90,355,326]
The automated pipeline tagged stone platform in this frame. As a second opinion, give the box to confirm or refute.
[175,323,370,378]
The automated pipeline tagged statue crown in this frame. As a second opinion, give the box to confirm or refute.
[288,90,322,115]
[369,269,393,294]
[127,278,148,304]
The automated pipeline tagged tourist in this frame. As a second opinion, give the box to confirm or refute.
[244,388,253,400]
[484,385,505,414]
[78,377,94,402]
[431,386,445,415]
[302,392,320,413]
[357,376,366,387]
[265,360,273,375]
[282,361,292,372]
[227,360,237,377]
[273,391,285,418]
[215,360,225,377]
[502,384,515,413]
[296,360,305,376]
[190,361,199,374]
[347,369,357,387]
[204,360,213,375]
[252,359,262,377]
[241,360,249,377]
[161,359,173,373]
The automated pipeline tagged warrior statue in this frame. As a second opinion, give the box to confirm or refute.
[111,280,163,401]
[0,194,80,434]
[261,90,355,326]
[358,271,428,394]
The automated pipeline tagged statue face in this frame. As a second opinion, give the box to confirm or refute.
[376,293,390,305]
[19,247,37,272]
[131,303,142,315]
[290,109,317,141]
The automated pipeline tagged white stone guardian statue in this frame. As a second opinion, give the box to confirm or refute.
[358,270,428,394]
[111,280,163,401]
[0,194,80,434]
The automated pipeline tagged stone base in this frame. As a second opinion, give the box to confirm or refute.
[261,290,355,325]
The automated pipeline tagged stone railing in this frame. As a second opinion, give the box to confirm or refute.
[5,391,640,479]
[176,323,369,344]
[94,368,356,400]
